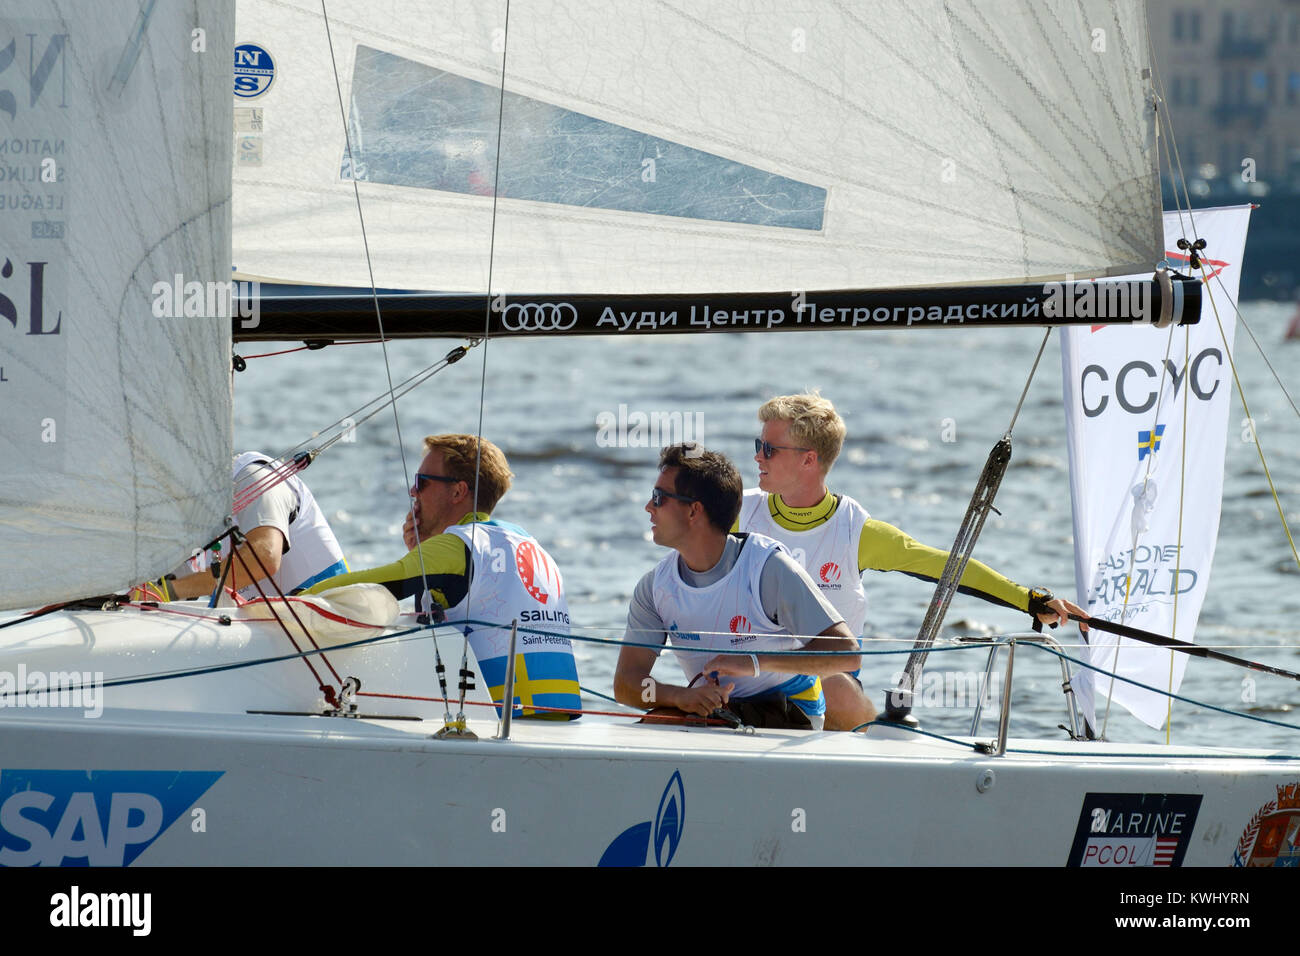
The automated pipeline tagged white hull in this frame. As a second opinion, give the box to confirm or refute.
[1,607,1296,867]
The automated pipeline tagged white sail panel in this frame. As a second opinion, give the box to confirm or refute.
[1061,206,1251,730]
[232,0,1160,295]
[0,1,233,610]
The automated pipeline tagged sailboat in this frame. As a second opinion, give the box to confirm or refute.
[1,0,1297,867]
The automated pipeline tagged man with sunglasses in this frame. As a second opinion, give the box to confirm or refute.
[740,393,1087,730]
[304,434,582,720]
[613,443,860,730]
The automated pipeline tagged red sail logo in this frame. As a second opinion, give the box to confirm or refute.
[820,562,841,583]
[514,539,560,604]
[729,615,750,634]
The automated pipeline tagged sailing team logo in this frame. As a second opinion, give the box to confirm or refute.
[819,562,841,584]
[598,770,685,867]
[1232,781,1300,866]
[514,539,560,604]
[1066,792,1202,867]
[499,302,578,332]
[234,43,276,99]
[729,615,750,634]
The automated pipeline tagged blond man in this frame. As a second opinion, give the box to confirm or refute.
[306,434,581,719]
[738,393,1086,730]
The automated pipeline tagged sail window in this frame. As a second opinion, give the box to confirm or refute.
[342,46,825,230]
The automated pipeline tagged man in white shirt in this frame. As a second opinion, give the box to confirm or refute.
[163,452,347,600]
[739,393,1087,729]
[614,443,860,730]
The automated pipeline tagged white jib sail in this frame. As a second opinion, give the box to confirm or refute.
[232,0,1160,294]
[1060,205,1252,730]
[0,1,234,610]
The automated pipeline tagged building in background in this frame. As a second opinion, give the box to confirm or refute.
[1149,0,1300,298]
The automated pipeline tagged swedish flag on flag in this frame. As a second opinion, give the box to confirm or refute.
[1137,424,1166,460]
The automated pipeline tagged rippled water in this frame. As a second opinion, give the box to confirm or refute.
[234,302,1300,750]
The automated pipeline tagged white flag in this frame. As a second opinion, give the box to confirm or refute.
[1060,206,1252,730]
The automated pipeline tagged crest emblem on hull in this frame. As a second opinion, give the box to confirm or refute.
[1233,781,1300,867]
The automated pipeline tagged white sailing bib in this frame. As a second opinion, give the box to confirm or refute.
[738,489,868,636]
[651,533,805,699]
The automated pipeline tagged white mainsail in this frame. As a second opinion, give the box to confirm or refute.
[1060,205,1252,729]
[0,1,233,610]
[233,0,1161,294]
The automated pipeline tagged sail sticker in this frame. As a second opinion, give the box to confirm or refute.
[0,19,70,474]
[0,769,223,867]
[1066,793,1202,867]
[343,46,825,229]
[598,770,686,867]
[233,42,275,99]
[1232,781,1300,867]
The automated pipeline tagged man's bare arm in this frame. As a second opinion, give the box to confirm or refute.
[614,644,734,717]
[168,525,285,598]
[704,622,859,678]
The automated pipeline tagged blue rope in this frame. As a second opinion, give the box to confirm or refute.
[580,684,622,705]
[1023,639,1300,735]
[485,618,992,657]
[850,719,981,749]
[1005,745,1300,760]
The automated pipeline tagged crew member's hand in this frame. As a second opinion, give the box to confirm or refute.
[402,510,419,551]
[702,653,758,678]
[1038,597,1090,633]
[676,676,734,716]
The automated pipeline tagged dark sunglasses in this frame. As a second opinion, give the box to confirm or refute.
[755,437,811,459]
[650,486,697,507]
[414,472,462,491]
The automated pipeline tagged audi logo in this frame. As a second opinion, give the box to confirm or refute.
[499,301,579,332]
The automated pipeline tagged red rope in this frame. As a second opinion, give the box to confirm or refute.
[240,339,383,360]
[231,457,306,514]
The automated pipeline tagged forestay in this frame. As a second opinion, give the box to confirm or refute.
[0,1,233,610]
[232,0,1161,295]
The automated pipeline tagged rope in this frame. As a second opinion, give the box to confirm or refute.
[1025,640,1300,735]
[239,339,383,361]
[455,0,514,721]
[321,0,455,723]
[1197,258,1300,573]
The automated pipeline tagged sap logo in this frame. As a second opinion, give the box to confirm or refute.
[0,770,222,867]
[598,770,685,867]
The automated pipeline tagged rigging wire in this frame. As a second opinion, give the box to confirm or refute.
[1005,327,1052,435]
[455,0,514,726]
[319,0,452,724]
[1097,47,1206,741]
[1149,43,1298,574]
